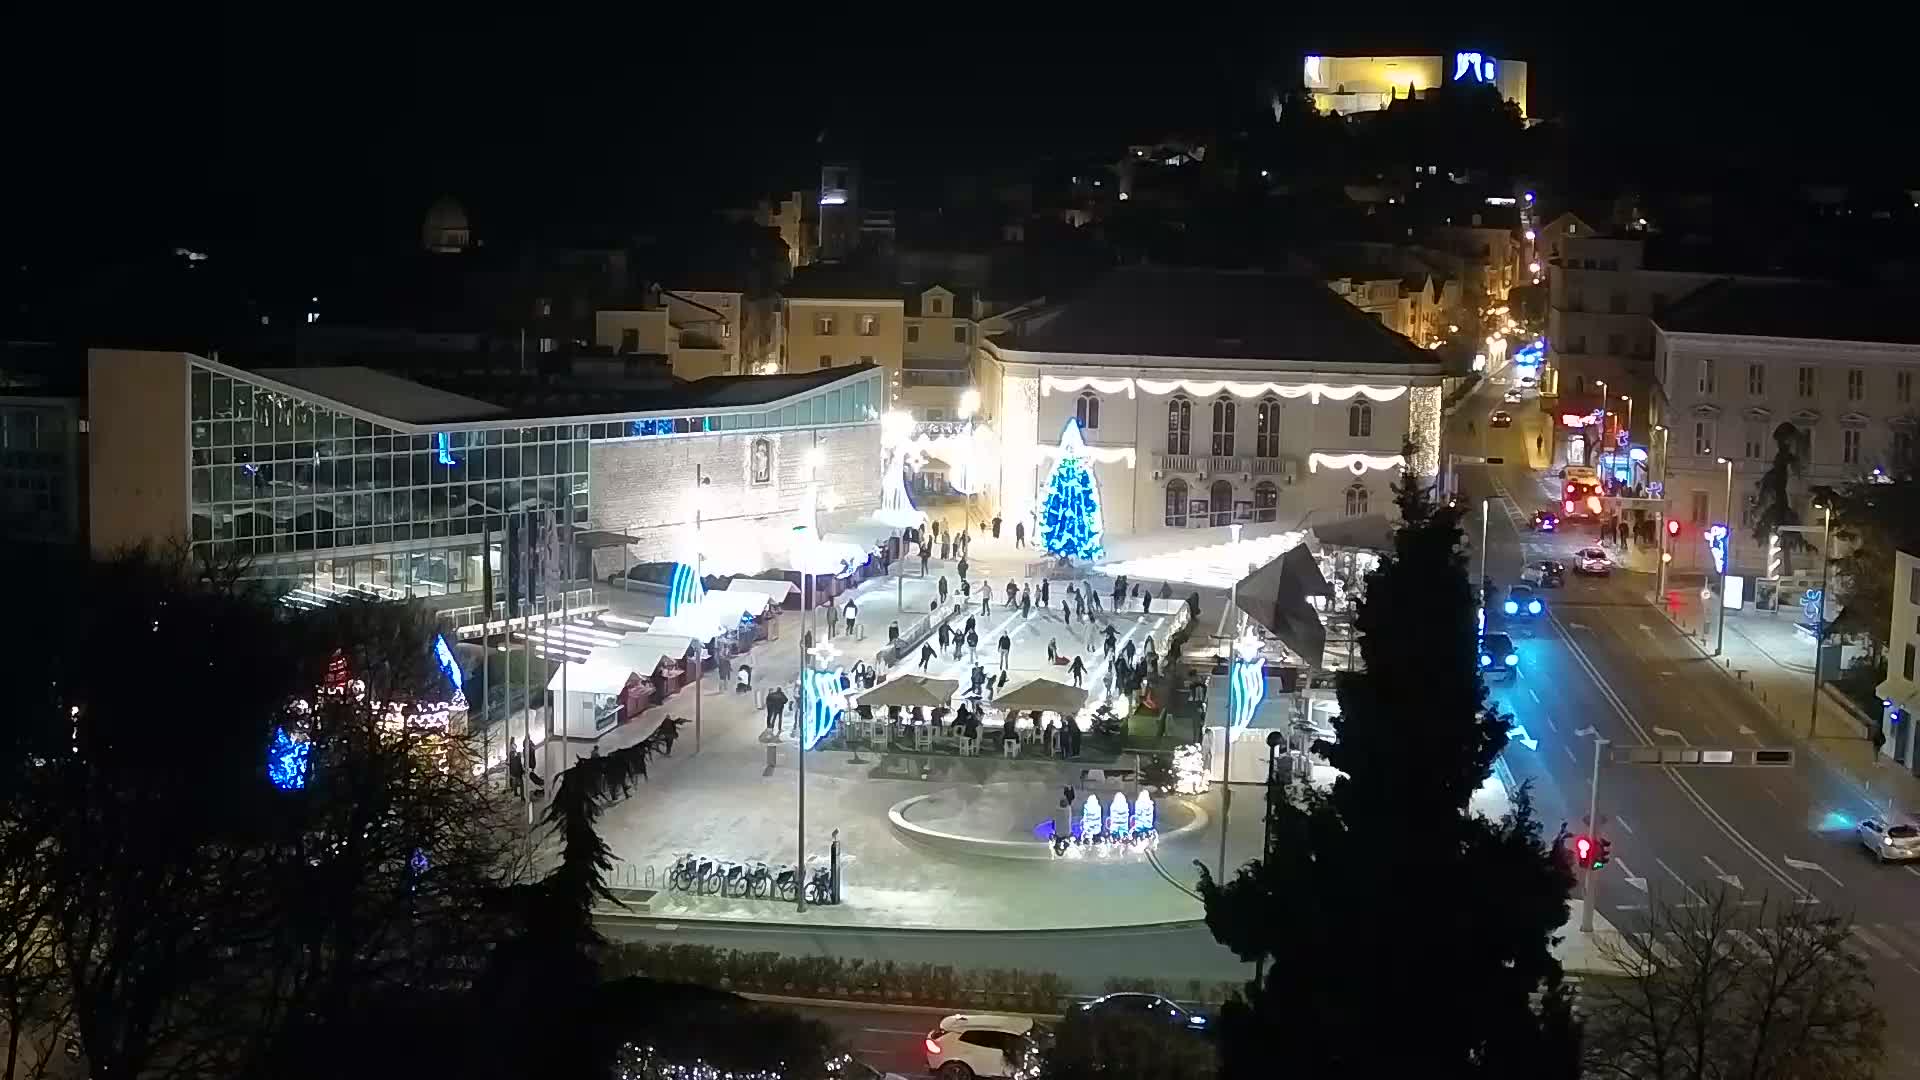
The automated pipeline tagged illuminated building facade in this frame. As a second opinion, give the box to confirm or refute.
[983,268,1446,540]
[1301,52,1529,117]
[86,349,885,605]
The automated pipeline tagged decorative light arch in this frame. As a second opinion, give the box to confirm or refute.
[1041,375,1410,403]
[1308,452,1406,475]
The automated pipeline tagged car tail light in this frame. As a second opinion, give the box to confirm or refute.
[1564,500,1575,514]
[926,1038,944,1056]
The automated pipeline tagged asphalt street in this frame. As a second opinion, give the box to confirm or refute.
[1456,373,1920,1075]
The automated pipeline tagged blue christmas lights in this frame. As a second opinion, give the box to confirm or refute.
[432,633,464,693]
[267,727,311,791]
[1038,420,1106,562]
[666,562,705,616]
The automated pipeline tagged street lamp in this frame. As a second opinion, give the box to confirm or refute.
[1809,496,1834,738]
[1596,380,1609,457]
[1653,423,1671,600]
[691,468,713,753]
[1714,456,1733,657]
[1218,625,1266,880]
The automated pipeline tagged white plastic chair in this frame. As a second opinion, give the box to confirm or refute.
[1003,738,1019,758]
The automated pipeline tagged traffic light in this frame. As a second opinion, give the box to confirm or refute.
[1666,518,1682,538]
[1573,835,1593,866]
[1593,838,1612,870]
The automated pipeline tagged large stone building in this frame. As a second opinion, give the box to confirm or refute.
[1653,281,1920,576]
[1300,51,1529,117]
[1876,550,1920,777]
[981,267,1445,540]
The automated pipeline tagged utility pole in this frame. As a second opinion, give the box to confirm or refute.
[1578,729,1609,933]
[693,463,706,754]
[1809,501,1832,738]
[797,572,811,912]
[1714,457,1733,657]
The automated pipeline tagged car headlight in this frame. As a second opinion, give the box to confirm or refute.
[1527,600,1542,614]
[1503,600,1519,614]
[1505,653,1519,666]
[1479,653,1492,667]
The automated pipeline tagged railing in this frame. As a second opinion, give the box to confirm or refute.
[1155,454,1198,473]
[1248,456,1296,478]
[1208,455,1250,474]
[444,587,600,635]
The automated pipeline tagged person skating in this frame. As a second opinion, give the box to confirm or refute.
[1005,580,1017,607]
[938,622,952,651]
[1069,655,1087,688]
[938,576,949,606]
[1122,638,1136,665]
[843,599,857,636]
[992,513,1003,539]
[1014,521,1026,548]
[920,545,930,575]
[1061,600,1072,626]
[1075,589,1086,619]
[964,614,977,639]
[952,631,965,660]
[1020,585,1032,619]
[1102,624,1118,660]
[940,534,951,560]
[997,632,1012,671]
[1046,637,1058,664]
[919,642,936,671]
[980,589,991,616]
[966,628,979,661]
[957,555,969,582]
[1039,579,1050,607]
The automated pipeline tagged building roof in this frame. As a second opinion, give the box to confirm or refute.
[254,366,511,424]
[782,264,900,301]
[227,360,882,431]
[1653,280,1920,346]
[996,266,1438,366]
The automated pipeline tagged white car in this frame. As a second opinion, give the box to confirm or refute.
[1575,547,1612,575]
[925,1014,1041,1080]
[1856,818,1920,862]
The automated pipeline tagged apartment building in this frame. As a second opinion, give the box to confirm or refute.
[592,288,757,381]
[780,268,907,407]
[1876,550,1920,776]
[1653,280,1920,576]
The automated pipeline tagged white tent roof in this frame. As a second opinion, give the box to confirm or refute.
[546,654,640,696]
[701,591,774,620]
[648,600,735,640]
[619,631,699,659]
[725,578,798,600]
[826,514,912,550]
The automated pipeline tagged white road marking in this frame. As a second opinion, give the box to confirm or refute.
[1850,925,1904,961]
[1906,865,1920,879]
[1563,744,1578,764]
[1539,712,1558,732]
[1764,788,1785,806]
[1616,816,1634,834]
[1527,688,1541,704]
[1782,856,1845,890]
[1656,857,1709,905]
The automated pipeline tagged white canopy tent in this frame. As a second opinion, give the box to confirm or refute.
[724,578,799,601]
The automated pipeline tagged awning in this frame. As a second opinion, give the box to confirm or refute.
[618,631,700,660]
[546,655,642,696]
[823,516,904,551]
[992,677,1088,714]
[725,578,799,601]
[701,591,774,621]
[857,675,961,709]
[1312,514,1396,553]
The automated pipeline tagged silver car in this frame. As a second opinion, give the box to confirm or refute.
[1857,818,1920,863]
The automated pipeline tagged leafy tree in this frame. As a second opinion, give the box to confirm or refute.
[1583,888,1884,1079]
[1196,456,1578,1077]
[1827,464,1920,659]
[1751,422,1807,573]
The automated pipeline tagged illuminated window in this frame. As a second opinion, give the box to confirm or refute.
[1164,479,1189,527]
[1075,392,1101,431]
[1253,481,1279,522]
[1255,396,1281,458]
[1167,396,1192,455]
[1348,402,1373,438]
[815,315,836,335]
[857,314,878,336]
[1211,396,1236,456]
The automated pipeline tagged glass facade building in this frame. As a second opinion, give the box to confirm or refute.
[186,359,880,604]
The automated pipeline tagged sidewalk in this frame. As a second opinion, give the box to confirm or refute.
[1652,581,1920,815]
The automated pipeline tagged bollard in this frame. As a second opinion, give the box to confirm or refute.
[766,743,778,771]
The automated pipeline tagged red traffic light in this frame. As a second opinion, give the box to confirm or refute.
[1666,519,1682,537]
[1574,835,1593,864]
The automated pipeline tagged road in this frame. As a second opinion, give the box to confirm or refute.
[1454,372,1920,1075]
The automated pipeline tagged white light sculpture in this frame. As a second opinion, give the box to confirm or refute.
[1308,452,1406,475]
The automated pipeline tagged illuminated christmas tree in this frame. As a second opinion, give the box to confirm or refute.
[1038,420,1105,562]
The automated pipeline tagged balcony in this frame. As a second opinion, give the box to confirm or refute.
[1155,454,1199,473]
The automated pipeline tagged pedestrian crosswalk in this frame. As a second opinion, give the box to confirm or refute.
[1622,920,1920,974]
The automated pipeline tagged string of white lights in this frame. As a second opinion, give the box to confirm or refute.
[1033,442,1137,467]
[1307,452,1406,475]
[1042,375,1409,403]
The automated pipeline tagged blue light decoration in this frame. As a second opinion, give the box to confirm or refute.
[434,431,458,466]
[1706,524,1730,575]
[432,633,464,694]
[1037,420,1106,563]
[1133,790,1155,834]
[1227,627,1266,733]
[666,562,706,616]
[1454,51,1496,83]
[410,848,429,875]
[1108,791,1131,837]
[800,667,846,751]
[1802,589,1824,624]
[1080,794,1103,841]
[267,727,312,791]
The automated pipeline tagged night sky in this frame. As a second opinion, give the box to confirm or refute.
[10,13,1911,265]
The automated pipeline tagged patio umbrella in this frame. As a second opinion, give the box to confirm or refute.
[991,677,1088,714]
[855,675,960,709]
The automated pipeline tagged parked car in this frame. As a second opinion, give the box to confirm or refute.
[1073,992,1210,1033]
[1521,560,1566,588]
[1574,547,1612,575]
[1856,818,1920,863]
[926,1015,1043,1080]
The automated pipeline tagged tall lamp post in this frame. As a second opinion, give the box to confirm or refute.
[1217,625,1266,880]
[691,466,712,753]
[1714,456,1734,657]
[1595,379,1609,465]
[1653,424,1671,600]
[796,443,827,911]
[1808,498,1833,738]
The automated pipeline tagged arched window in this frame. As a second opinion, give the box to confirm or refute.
[1253,481,1279,522]
[1209,480,1234,527]
[1255,396,1281,458]
[1075,391,1101,431]
[1167,396,1192,455]
[1211,396,1237,456]
[1348,402,1373,438]
[1164,479,1189,527]
[1345,484,1370,517]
